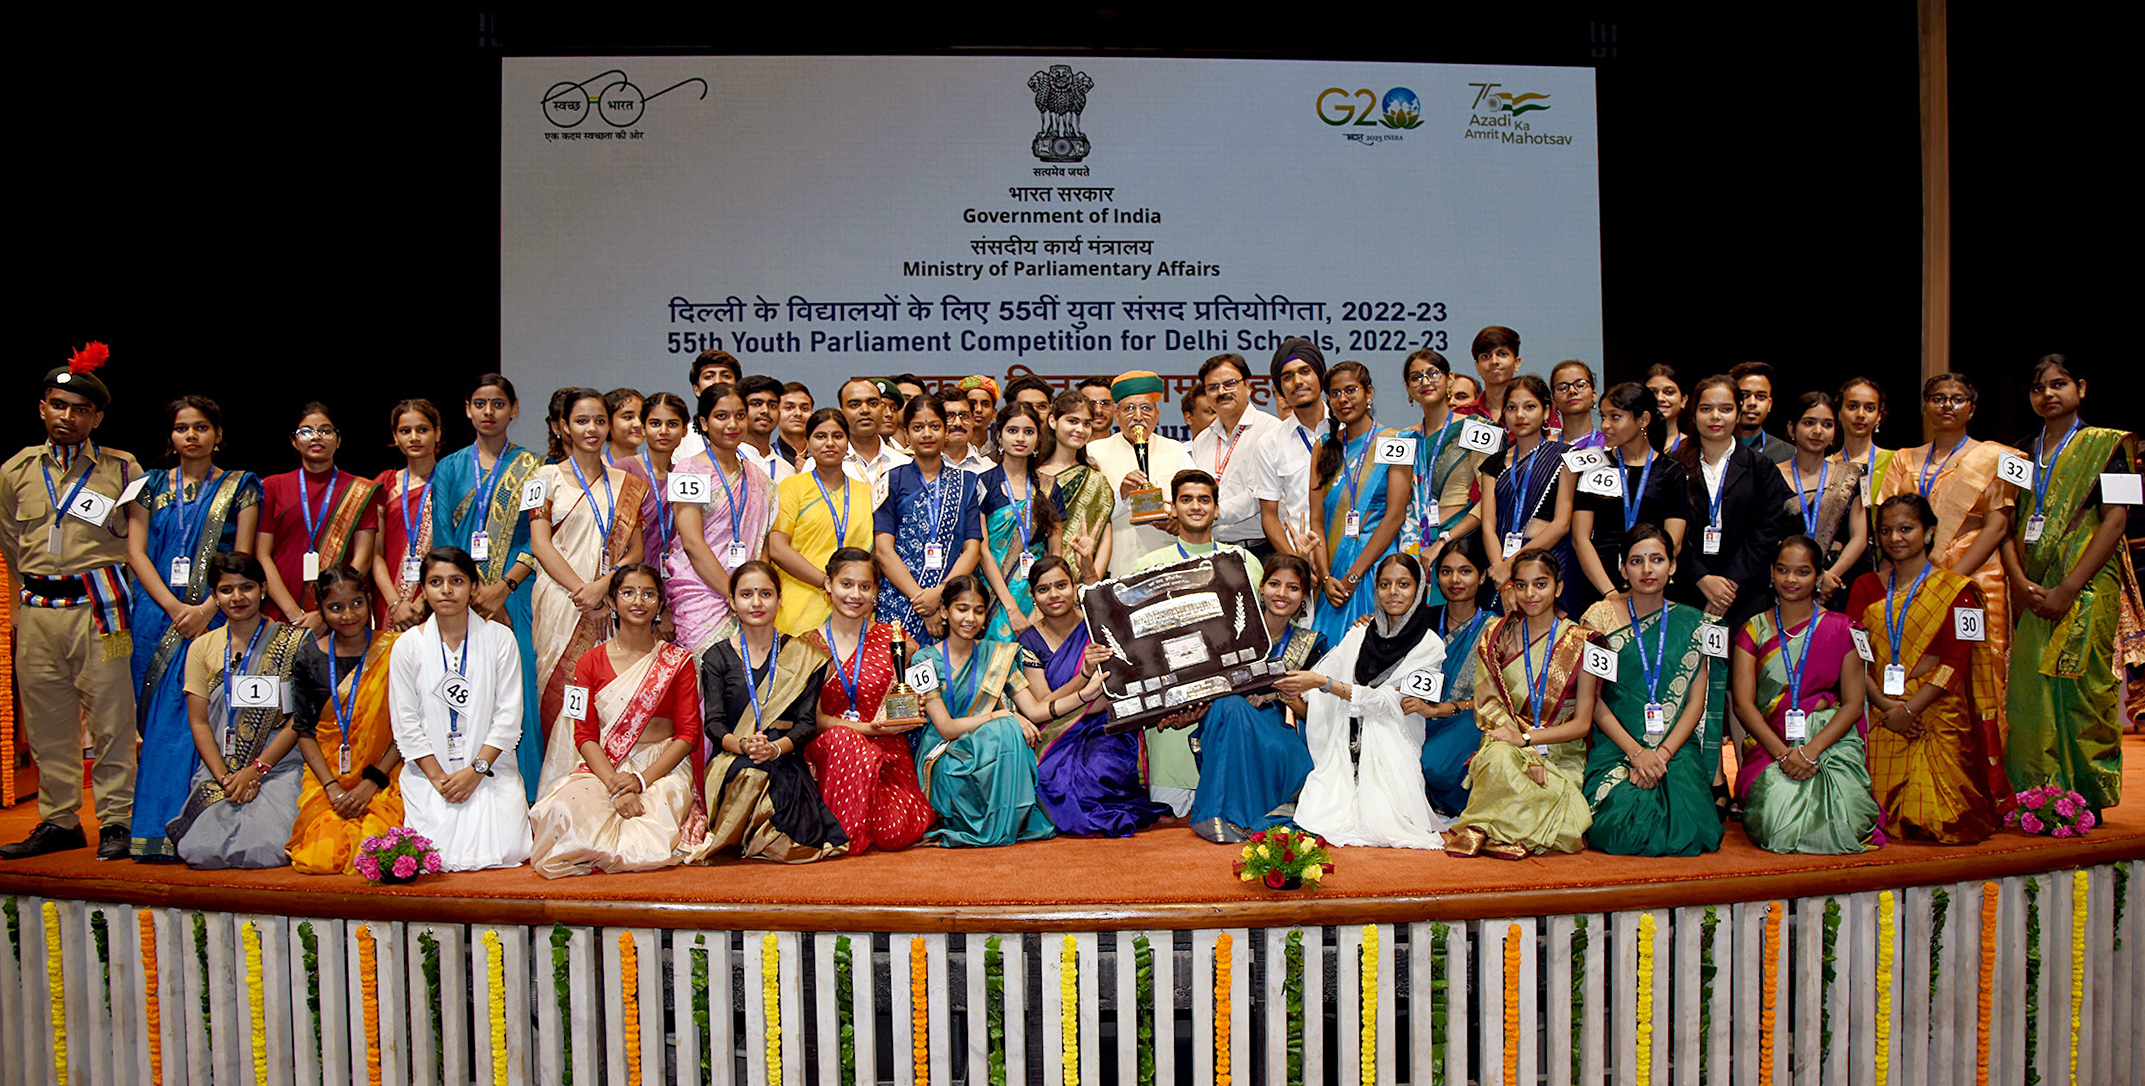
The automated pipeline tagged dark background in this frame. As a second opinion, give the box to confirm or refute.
[17,5,2116,481]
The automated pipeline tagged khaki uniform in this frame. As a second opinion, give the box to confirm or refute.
[0,441,139,829]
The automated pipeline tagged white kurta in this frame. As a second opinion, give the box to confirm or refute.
[1086,431,1189,574]
[1294,623,1450,849]
[389,615,533,871]
[1250,410,1324,545]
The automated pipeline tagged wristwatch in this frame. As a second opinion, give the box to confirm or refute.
[471,757,494,777]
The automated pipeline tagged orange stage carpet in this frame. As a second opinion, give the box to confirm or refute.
[4,736,2143,929]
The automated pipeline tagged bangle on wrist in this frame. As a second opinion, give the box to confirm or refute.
[361,764,391,788]
[251,758,271,775]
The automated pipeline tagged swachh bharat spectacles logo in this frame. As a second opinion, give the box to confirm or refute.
[541,69,707,128]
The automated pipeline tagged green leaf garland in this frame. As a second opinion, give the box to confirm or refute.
[193,912,212,1035]
[1820,899,1840,1066]
[419,931,444,1084]
[550,923,574,1085]
[1134,934,1156,1086]
[836,935,856,1086]
[1699,907,1717,1084]
[985,936,1006,1086]
[1283,930,1304,1086]
[90,909,110,1013]
[2025,878,2041,1086]
[690,937,711,1084]
[1431,922,1449,1085]
[1928,888,1949,1035]
[1571,916,1589,1085]
[299,921,322,1085]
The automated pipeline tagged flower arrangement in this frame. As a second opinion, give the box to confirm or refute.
[1234,828,1333,891]
[2008,786,2097,837]
[355,826,443,884]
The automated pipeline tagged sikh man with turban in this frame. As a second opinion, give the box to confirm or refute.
[1084,371,1190,573]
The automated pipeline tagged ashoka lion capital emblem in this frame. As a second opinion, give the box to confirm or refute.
[1028,64,1094,163]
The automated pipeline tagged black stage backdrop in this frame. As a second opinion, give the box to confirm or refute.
[13,6,2118,483]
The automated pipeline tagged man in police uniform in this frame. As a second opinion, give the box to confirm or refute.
[0,346,139,860]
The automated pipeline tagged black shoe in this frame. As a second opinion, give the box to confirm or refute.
[97,825,131,861]
[0,821,88,859]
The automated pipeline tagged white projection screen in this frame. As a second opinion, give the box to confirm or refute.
[501,55,1601,445]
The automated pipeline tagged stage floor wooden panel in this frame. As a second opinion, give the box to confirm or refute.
[5,736,2143,928]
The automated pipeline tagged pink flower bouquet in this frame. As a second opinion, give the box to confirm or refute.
[2006,785,2097,839]
[355,826,445,884]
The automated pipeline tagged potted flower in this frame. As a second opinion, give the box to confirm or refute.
[1234,828,1334,891]
[355,826,445,885]
[2006,786,2097,838]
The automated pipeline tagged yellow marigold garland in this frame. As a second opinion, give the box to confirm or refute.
[1636,914,1657,1083]
[762,933,783,1083]
[2070,869,2087,1086]
[1977,882,1997,1086]
[242,921,267,1086]
[1363,925,1382,1086]
[1758,902,1781,1084]
[1499,924,1518,1086]
[1214,933,1233,1086]
[911,936,929,1085]
[44,902,67,1086]
[1060,934,1080,1086]
[478,931,505,1086]
[356,924,382,1086]
[139,912,163,1086]
[619,932,642,1086]
[1876,892,1895,1086]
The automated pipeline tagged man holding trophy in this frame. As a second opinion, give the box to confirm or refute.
[1085,371,1190,574]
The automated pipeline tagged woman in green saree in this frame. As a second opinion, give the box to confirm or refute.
[912,575,1057,847]
[2000,354,2137,814]
[1579,524,1721,856]
[1041,391,1115,583]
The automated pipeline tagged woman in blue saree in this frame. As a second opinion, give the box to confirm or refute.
[1310,363,1411,642]
[979,404,1058,641]
[1023,557,1168,836]
[123,396,261,859]
[912,575,1057,847]
[1184,554,1329,843]
[1419,534,1494,817]
[431,374,547,798]
[875,395,984,647]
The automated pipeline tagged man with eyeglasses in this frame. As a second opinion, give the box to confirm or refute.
[936,392,996,476]
[1004,374,1055,423]
[1085,371,1191,572]
[0,346,141,860]
[1185,353,1287,563]
[1549,360,1607,450]
[1728,361,1795,464]
[1252,336,1329,560]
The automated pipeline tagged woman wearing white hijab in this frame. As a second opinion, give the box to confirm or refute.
[1274,552,1449,848]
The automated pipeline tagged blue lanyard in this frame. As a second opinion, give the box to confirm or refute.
[440,633,469,736]
[1295,426,1313,454]
[399,469,430,553]
[641,450,672,552]
[1007,474,1033,555]
[1625,599,1669,703]
[297,470,341,551]
[1773,604,1814,712]
[1416,416,1456,522]
[1917,437,1969,497]
[470,444,520,523]
[328,632,371,742]
[224,620,269,740]
[2031,418,2081,518]
[712,460,747,544]
[41,444,99,527]
[952,645,986,712]
[1794,458,1829,535]
[1520,615,1560,725]
[1884,561,1934,662]
[922,465,952,544]
[1442,606,1488,651]
[739,632,779,730]
[1499,442,1550,522]
[1615,446,1655,533]
[824,623,867,713]
[1341,429,1375,512]
[1704,454,1726,527]
[567,456,616,546]
[1268,624,1297,661]
[174,468,223,525]
[811,472,852,543]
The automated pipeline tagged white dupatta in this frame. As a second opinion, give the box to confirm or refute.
[1294,611,1450,849]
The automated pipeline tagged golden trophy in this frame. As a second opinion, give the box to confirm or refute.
[881,622,925,727]
[1125,424,1169,524]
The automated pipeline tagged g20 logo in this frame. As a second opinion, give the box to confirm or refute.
[1316,87,1423,130]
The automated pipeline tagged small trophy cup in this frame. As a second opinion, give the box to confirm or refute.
[881,622,925,726]
[1125,424,1169,524]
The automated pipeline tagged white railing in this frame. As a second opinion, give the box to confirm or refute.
[2,859,2139,1085]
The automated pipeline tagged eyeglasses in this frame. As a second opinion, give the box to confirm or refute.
[1203,376,1243,396]
[1328,384,1366,398]
[613,586,662,601]
[1553,379,1593,394]
[1924,393,1973,408]
[294,426,338,440]
[1407,370,1442,386]
[1118,401,1156,415]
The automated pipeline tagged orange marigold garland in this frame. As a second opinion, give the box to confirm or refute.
[1500,924,1520,1086]
[1977,882,1997,1086]
[911,936,929,1085]
[1214,933,1233,1086]
[139,912,163,1086]
[356,924,382,1086]
[1757,902,1782,1085]
[620,932,642,1086]
[1,550,14,806]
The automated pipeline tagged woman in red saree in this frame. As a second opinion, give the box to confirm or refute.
[800,547,935,853]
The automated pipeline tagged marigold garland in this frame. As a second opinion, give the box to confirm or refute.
[1060,935,1081,1086]
[242,921,267,1086]
[2070,869,2087,1086]
[620,932,642,1086]
[1757,902,1782,1085]
[482,930,506,1086]
[1876,891,1896,1086]
[1498,924,1517,1086]
[762,933,782,1084]
[1,551,16,806]
[1213,933,1233,1086]
[1363,925,1381,1086]
[1635,914,1656,1083]
[140,912,163,1086]
[1977,882,1997,1086]
[356,924,382,1086]
[44,902,67,1086]
[911,936,929,1085]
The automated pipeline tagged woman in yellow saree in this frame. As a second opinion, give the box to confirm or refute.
[1999,355,2137,814]
[288,567,403,874]
[1850,495,2012,843]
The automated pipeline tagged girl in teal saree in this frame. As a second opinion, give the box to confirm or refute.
[912,575,1057,847]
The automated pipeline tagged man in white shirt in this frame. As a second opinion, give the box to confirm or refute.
[938,392,997,476]
[672,349,740,461]
[734,374,795,482]
[835,376,909,507]
[1252,337,1329,561]
[1084,371,1189,574]
[1184,353,1287,563]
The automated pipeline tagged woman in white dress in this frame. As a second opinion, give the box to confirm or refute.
[1274,552,1449,848]
[389,546,533,871]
